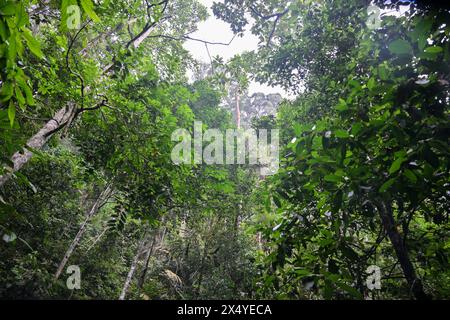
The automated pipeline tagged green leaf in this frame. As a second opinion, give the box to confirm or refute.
[367,77,376,90]
[21,27,43,58]
[351,123,363,135]
[324,174,341,183]
[0,81,14,102]
[294,269,311,277]
[403,169,417,183]
[335,98,348,112]
[80,0,101,23]
[0,3,16,16]
[389,157,405,174]
[215,182,235,193]
[335,282,363,299]
[0,20,8,41]
[8,101,15,127]
[16,74,34,105]
[379,178,396,193]
[424,46,443,54]
[388,39,413,56]
[14,86,25,109]
[334,130,350,138]
[378,64,389,81]
[16,3,29,28]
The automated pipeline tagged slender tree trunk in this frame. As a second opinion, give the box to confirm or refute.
[0,104,76,188]
[235,90,241,129]
[137,226,167,291]
[85,225,109,253]
[194,244,208,299]
[137,236,156,291]
[375,199,430,300]
[119,232,147,300]
[54,183,112,279]
[257,232,263,250]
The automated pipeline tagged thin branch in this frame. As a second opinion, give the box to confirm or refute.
[249,5,288,20]
[266,10,288,46]
[204,43,214,73]
[66,20,91,110]
[248,5,289,46]
[147,33,236,46]
[126,0,169,48]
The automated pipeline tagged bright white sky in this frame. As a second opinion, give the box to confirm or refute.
[183,0,291,98]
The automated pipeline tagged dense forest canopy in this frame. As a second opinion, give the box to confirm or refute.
[0,0,449,300]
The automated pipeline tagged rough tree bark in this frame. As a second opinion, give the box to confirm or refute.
[0,103,76,188]
[375,199,430,300]
[54,183,113,279]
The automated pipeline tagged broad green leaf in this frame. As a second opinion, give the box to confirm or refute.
[389,157,405,174]
[8,100,15,127]
[367,77,376,90]
[21,27,43,58]
[403,169,417,183]
[335,98,348,112]
[324,174,341,183]
[295,269,311,277]
[388,39,413,56]
[215,182,235,193]
[80,0,101,23]
[0,20,7,40]
[378,64,389,80]
[351,123,363,135]
[16,3,29,28]
[334,130,350,138]
[424,46,443,53]
[14,86,25,109]
[16,74,34,105]
[0,3,16,16]
[0,81,13,102]
[379,178,396,193]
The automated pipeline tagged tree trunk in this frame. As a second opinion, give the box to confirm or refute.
[194,243,209,299]
[375,199,430,300]
[0,103,76,188]
[137,236,156,291]
[235,90,241,129]
[54,183,112,280]
[137,226,167,291]
[119,232,147,300]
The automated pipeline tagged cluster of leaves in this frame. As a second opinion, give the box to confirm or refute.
[212,0,450,299]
